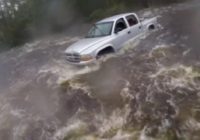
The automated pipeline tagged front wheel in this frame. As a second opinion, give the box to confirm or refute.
[96,47,115,59]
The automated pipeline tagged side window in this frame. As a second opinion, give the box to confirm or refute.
[126,15,138,27]
[115,18,127,33]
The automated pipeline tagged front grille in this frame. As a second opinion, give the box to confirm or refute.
[66,53,81,63]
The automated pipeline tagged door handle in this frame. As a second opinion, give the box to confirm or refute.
[128,31,131,34]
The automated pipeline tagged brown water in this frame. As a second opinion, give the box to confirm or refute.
[0,1,200,140]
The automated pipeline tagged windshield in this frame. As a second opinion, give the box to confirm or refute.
[86,22,113,38]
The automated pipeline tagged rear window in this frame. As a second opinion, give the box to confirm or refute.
[126,15,138,26]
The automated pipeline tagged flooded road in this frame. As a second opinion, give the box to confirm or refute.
[0,1,200,140]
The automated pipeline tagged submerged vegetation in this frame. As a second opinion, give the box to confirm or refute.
[0,0,184,47]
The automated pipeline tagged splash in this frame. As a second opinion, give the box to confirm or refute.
[150,64,200,89]
[38,60,100,85]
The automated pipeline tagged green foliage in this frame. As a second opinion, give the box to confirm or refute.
[0,0,48,46]
[89,3,126,21]
[69,0,183,19]
[0,0,74,46]
[0,0,183,47]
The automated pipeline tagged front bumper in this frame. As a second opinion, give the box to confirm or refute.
[65,58,96,66]
[65,52,96,65]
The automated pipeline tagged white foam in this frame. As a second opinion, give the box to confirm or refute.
[54,120,87,140]
[10,109,25,118]
[150,64,200,90]
[55,37,80,46]
[183,49,191,56]
[120,81,134,102]
[139,127,155,140]
[38,60,100,85]
[22,41,41,53]
[111,130,134,140]
[185,118,200,131]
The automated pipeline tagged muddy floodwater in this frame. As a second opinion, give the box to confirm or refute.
[0,1,200,140]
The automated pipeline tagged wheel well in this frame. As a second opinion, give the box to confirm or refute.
[97,47,115,58]
[148,24,155,30]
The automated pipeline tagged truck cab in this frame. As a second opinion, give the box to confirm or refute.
[110,13,143,50]
[65,13,157,65]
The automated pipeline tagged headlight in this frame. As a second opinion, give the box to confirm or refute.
[80,55,93,61]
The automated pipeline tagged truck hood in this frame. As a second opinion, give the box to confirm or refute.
[65,37,109,54]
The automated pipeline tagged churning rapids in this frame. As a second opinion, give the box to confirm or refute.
[0,1,200,140]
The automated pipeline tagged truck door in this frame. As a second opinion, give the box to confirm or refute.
[125,14,143,41]
[112,18,130,50]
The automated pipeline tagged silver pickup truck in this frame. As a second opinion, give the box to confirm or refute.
[65,13,157,65]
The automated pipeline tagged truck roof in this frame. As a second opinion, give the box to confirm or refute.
[97,13,136,23]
